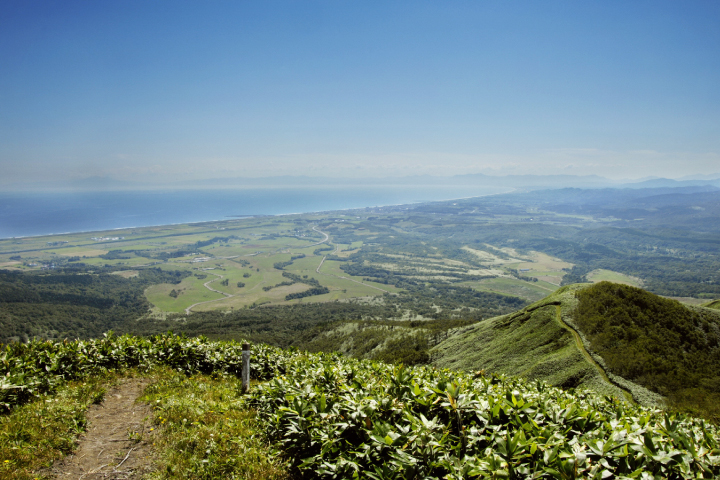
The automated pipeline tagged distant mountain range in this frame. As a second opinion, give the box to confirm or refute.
[7,173,720,192]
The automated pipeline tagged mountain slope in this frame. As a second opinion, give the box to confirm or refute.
[432,282,720,420]
[431,285,650,402]
[574,281,720,418]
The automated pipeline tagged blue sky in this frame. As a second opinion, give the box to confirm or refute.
[1,1,719,186]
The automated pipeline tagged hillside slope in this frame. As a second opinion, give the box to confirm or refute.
[703,298,720,310]
[574,281,720,419]
[3,333,719,478]
[433,281,720,419]
[431,285,657,403]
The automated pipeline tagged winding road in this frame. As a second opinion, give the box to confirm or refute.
[312,227,390,294]
[310,225,330,246]
[184,273,232,314]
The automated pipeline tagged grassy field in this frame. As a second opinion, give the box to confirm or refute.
[460,276,556,302]
[146,273,225,312]
[316,258,401,294]
[586,268,643,287]
[505,251,573,285]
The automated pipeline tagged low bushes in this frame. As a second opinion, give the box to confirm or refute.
[0,333,288,412]
[2,334,719,478]
[250,353,720,479]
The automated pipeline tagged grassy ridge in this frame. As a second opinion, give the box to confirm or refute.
[575,282,720,420]
[703,299,720,310]
[431,286,631,400]
[432,282,720,421]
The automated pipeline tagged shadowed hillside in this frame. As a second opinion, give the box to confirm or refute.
[575,281,720,420]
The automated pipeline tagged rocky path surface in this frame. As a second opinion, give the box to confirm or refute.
[43,378,156,479]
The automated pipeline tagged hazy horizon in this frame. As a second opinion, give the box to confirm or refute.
[2,1,719,187]
[5,171,720,194]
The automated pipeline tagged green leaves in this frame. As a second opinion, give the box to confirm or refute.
[248,351,720,479]
[2,334,719,478]
[0,333,281,412]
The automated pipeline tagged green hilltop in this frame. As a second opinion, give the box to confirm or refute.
[703,299,720,310]
[432,281,720,421]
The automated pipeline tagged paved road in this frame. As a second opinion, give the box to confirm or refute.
[184,273,232,314]
[183,252,267,314]
[309,225,330,246]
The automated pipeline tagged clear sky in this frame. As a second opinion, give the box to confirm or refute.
[1,1,719,186]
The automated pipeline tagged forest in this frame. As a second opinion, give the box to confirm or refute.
[0,267,188,343]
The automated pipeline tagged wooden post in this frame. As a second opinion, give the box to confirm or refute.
[242,342,251,393]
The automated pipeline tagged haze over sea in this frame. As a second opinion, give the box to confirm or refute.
[0,185,509,239]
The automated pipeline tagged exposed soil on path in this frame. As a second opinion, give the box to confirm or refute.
[553,304,636,404]
[42,378,156,479]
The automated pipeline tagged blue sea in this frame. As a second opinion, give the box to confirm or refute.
[0,185,509,239]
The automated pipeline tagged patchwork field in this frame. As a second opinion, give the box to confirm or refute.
[0,210,579,315]
[506,251,573,286]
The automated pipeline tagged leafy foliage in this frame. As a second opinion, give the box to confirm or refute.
[250,351,720,479]
[2,334,719,478]
[0,333,286,412]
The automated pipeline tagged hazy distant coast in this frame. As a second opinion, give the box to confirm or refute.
[5,172,720,193]
[3,173,720,239]
[0,184,511,239]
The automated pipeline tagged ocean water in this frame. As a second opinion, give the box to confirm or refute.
[0,185,508,239]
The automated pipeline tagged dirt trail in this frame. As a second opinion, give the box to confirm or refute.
[553,304,635,403]
[43,378,156,479]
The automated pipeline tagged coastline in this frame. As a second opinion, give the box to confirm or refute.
[0,186,513,240]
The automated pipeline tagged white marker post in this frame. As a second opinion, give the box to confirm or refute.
[242,343,251,393]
